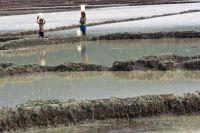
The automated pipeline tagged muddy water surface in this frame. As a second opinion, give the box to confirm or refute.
[19,115,200,133]
[1,39,200,66]
[0,71,200,107]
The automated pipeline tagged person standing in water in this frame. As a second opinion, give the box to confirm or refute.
[37,15,46,38]
[79,11,87,36]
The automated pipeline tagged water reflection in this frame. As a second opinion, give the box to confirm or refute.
[1,39,200,66]
[1,71,200,86]
[111,71,180,82]
[77,41,89,64]
[1,71,200,107]
[19,114,200,133]
[39,49,46,66]
[184,71,200,81]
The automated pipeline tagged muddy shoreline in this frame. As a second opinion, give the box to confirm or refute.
[0,36,87,50]
[111,55,200,71]
[1,55,200,77]
[93,31,200,40]
[0,92,199,131]
[2,31,200,50]
[0,62,108,77]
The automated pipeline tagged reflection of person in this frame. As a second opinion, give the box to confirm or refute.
[37,18,46,38]
[81,41,88,64]
[39,50,46,66]
[79,11,86,36]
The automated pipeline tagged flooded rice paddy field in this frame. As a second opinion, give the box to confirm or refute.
[19,114,200,133]
[1,39,200,66]
[1,70,200,107]
[1,3,200,33]
[0,39,200,132]
[1,3,200,132]
[48,12,200,37]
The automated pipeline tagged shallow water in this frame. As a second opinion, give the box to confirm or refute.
[49,12,200,37]
[1,39,200,66]
[0,71,200,107]
[1,3,200,33]
[19,114,200,133]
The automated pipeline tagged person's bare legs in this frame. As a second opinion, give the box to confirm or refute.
[82,31,86,36]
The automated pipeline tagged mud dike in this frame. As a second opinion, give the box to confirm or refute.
[2,31,200,50]
[1,55,200,77]
[0,92,199,131]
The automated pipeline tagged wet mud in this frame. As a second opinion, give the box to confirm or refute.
[1,55,200,77]
[0,92,199,131]
[2,31,200,50]
[93,31,200,40]
[0,62,109,77]
[111,55,200,71]
[0,36,88,50]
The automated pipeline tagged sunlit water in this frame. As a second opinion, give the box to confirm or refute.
[18,114,200,133]
[0,71,200,107]
[1,39,200,66]
[48,12,200,37]
[1,3,200,33]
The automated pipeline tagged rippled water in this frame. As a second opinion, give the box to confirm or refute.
[0,71,200,107]
[1,39,200,66]
[19,114,200,133]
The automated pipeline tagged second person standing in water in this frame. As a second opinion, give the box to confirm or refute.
[37,13,46,38]
[79,11,87,36]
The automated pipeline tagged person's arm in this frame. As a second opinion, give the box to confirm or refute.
[83,17,86,24]
[79,18,83,24]
[43,20,46,24]
[37,20,39,24]
[80,17,86,24]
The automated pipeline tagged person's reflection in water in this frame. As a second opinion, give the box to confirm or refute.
[39,50,46,66]
[77,41,88,64]
[81,41,89,64]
